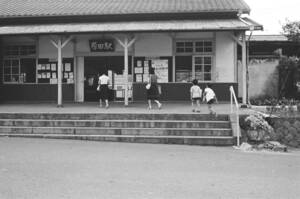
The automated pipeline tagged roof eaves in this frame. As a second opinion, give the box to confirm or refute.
[0,10,250,19]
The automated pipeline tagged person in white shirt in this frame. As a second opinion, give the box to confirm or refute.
[203,83,217,115]
[98,72,110,108]
[190,79,202,112]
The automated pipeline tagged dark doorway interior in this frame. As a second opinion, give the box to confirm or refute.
[84,56,131,101]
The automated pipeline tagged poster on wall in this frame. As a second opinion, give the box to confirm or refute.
[143,74,149,83]
[64,63,71,72]
[144,61,149,67]
[137,61,142,67]
[151,59,168,83]
[136,74,143,82]
[134,67,143,74]
[51,64,56,71]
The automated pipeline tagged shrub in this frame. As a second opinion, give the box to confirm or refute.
[240,113,275,142]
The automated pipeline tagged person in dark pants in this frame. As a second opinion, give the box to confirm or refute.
[98,72,110,108]
[146,74,162,110]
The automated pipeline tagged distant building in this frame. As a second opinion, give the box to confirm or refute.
[238,34,300,100]
[248,35,300,58]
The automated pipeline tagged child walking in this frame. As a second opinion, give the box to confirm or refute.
[203,83,217,115]
[190,79,202,112]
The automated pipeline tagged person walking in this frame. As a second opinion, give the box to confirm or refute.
[146,74,162,110]
[190,79,202,112]
[98,72,110,108]
[203,83,217,115]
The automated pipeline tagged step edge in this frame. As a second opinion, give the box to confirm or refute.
[0,126,233,131]
[0,134,234,139]
[0,119,230,123]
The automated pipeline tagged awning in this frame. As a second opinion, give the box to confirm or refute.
[0,18,263,35]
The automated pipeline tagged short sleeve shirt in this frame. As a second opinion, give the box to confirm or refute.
[99,75,109,85]
[190,85,202,98]
[204,87,215,102]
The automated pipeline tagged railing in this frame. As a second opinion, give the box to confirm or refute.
[230,86,240,146]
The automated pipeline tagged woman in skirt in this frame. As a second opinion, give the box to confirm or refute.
[98,72,110,108]
[146,74,162,110]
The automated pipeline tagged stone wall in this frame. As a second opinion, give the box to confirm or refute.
[269,117,300,148]
[248,59,279,99]
[239,115,300,148]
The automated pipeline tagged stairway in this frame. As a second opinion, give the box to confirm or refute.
[0,113,234,146]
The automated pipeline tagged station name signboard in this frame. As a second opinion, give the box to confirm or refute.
[89,39,115,52]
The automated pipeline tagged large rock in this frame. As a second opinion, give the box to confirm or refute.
[264,141,288,152]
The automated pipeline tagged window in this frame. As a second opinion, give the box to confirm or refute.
[176,40,213,53]
[175,56,192,82]
[194,56,212,81]
[195,41,213,53]
[3,59,20,83]
[4,45,36,56]
[176,41,193,53]
[3,58,36,83]
[2,44,37,84]
[175,40,214,82]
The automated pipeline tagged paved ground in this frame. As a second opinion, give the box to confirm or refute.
[0,102,254,115]
[0,137,299,199]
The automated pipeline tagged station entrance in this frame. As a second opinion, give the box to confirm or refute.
[84,56,132,101]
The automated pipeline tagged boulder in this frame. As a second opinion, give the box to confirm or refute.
[264,141,288,152]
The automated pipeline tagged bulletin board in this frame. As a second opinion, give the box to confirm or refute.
[134,57,172,83]
[37,58,74,84]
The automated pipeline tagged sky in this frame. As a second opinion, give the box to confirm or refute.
[243,0,300,34]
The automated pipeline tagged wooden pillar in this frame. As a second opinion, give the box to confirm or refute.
[124,37,129,106]
[57,38,63,107]
[241,33,247,104]
[114,35,136,106]
[50,35,73,107]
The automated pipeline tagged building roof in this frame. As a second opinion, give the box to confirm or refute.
[0,0,250,18]
[248,35,289,42]
[0,18,262,35]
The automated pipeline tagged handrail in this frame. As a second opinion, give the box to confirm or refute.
[230,86,240,146]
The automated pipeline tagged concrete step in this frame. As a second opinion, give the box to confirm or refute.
[1,134,234,146]
[0,113,229,121]
[0,119,231,129]
[0,113,233,146]
[0,126,232,137]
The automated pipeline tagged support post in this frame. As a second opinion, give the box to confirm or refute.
[50,35,73,107]
[57,38,63,107]
[241,33,247,104]
[124,37,129,106]
[114,35,136,106]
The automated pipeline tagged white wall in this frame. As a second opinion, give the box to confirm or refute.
[248,59,279,98]
[134,33,172,57]
[215,32,235,82]
[38,36,74,59]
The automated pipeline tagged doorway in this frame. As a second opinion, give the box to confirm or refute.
[84,56,131,101]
